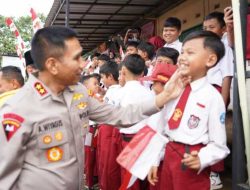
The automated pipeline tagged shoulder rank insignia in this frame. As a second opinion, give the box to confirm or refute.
[73,93,83,101]
[47,147,63,162]
[2,113,24,141]
[34,82,47,96]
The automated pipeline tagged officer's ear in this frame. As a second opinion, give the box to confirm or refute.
[44,57,60,75]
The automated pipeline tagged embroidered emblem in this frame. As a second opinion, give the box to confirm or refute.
[43,135,52,144]
[172,108,182,121]
[73,93,83,100]
[2,113,24,141]
[47,147,63,162]
[87,89,94,97]
[188,115,200,129]
[34,82,47,96]
[196,102,205,108]
[77,102,87,110]
[55,131,63,141]
[220,112,226,124]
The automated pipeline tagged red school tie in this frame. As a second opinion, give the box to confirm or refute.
[168,84,191,130]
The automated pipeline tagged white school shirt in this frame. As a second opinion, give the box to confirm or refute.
[164,39,182,53]
[103,84,121,106]
[207,42,234,86]
[118,80,155,133]
[162,77,230,171]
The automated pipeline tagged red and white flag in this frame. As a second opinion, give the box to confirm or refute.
[30,8,43,33]
[5,18,26,69]
[117,112,168,190]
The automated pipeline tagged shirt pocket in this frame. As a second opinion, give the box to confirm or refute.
[37,128,70,164]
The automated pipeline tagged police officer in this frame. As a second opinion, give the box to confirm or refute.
[0,26,187,190]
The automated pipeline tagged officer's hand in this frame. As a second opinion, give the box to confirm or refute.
[147,166,158,186]
[181,151,201,170]
[164,69,191,99]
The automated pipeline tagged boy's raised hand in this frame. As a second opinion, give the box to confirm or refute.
[181,150,201,170]
[147,166,159,186]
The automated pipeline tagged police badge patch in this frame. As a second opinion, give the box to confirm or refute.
[2,113,24,141]
[187,115,200,129]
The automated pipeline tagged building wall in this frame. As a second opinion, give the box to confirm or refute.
[156,0,232,36]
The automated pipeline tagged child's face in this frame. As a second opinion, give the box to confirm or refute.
[162,27,181,44]
[100,74,111,88]
[118,70,126,87]
[91,57,98,67]
[152,81,164,95]
[178,38,217,81]
[84,77,100,94]
[137,49,147,60]
[203,18,225,37]
[156,56,174,65]
[126,46,137,56]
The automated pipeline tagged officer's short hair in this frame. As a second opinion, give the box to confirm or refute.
[31,26,78,71]
[137,41,155,60]
[164,17,181,31]
[122,54,145,75]
[0,66,24,86]
[183,30,225,64]
[204,12,225,28]
[156,47,179,65]
[99,61,119,82]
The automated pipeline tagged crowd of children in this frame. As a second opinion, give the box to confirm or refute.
[81,7,234,190]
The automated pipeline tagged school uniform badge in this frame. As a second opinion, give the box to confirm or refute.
[47,147,63,162]
[188,115,200,129]
[2,113,24,141]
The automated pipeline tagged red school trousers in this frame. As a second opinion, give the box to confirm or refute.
[84,125,97,188]
[159,142,210,190]
[97,124,121,190]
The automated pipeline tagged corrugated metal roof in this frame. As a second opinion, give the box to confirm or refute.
[45,0,184,53]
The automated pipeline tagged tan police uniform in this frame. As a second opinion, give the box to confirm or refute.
[0,74,159,190]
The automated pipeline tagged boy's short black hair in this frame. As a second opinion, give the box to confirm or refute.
[164,17,181,31]
[125,41,139,49]
[183,30,225,64]
[204,12,225,28]
[98,54,110,62]
[80,73,101,83]
[156,47,179,65]
[91,52,100,60]
[0,66,24,86]
[122,54,145,75]
[137,41,155,60]
[99,61,119,82]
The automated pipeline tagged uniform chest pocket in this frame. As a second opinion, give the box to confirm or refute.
[37,129,70,164]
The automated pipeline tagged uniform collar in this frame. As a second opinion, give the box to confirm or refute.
[190,77,207,92]
[109,84,120,89]
[124,80,141,87]
[165,39,180,46]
